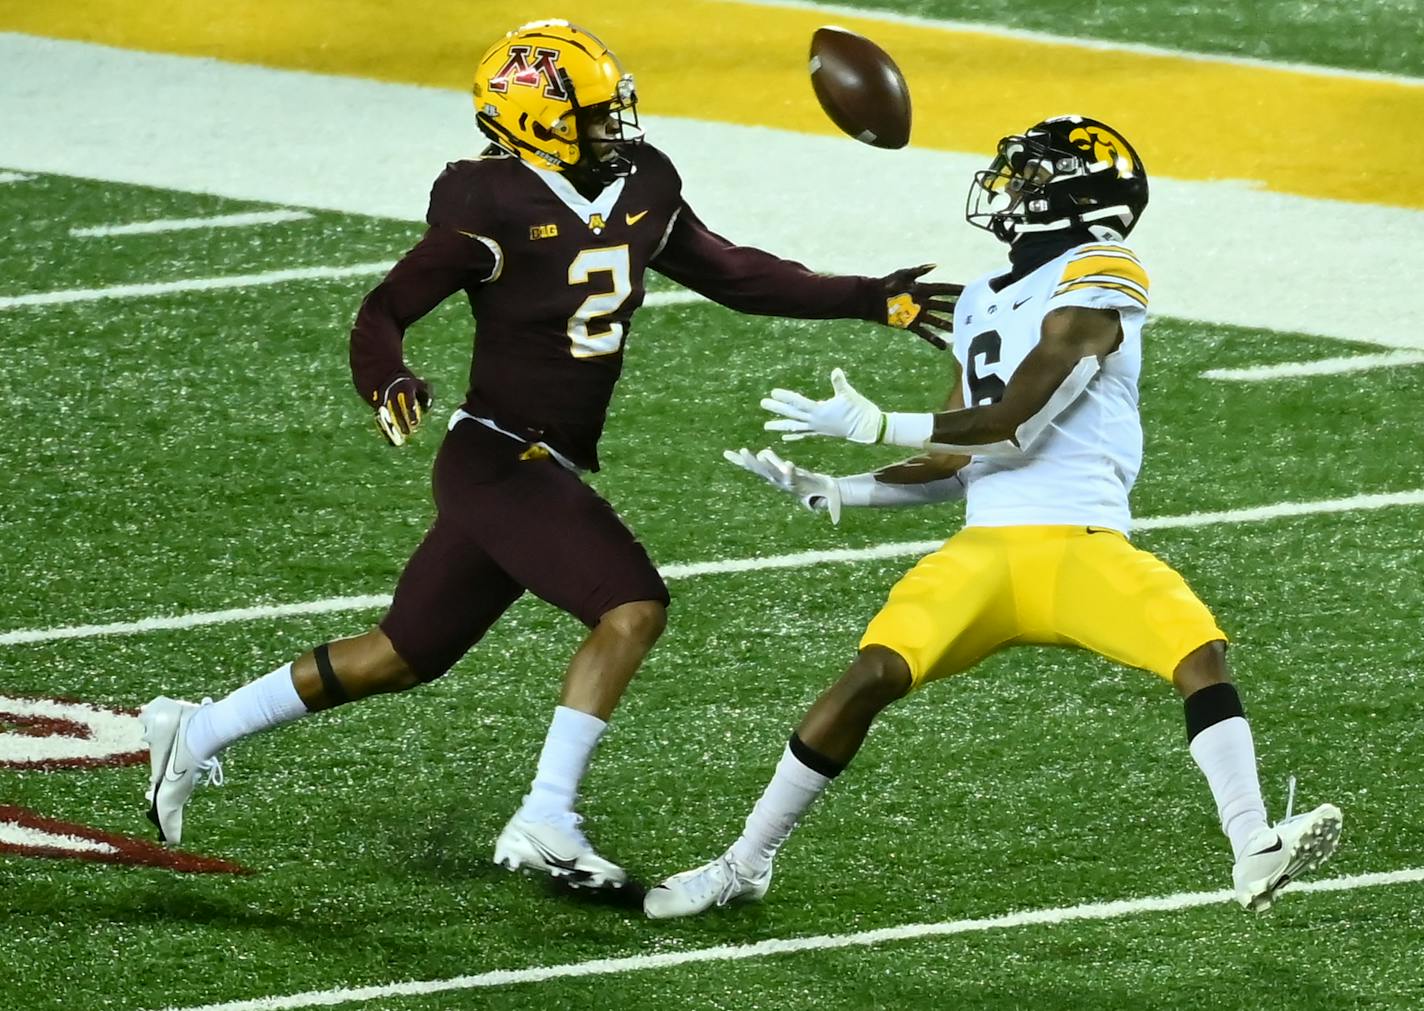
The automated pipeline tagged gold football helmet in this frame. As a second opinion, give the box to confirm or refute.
[472,20,641,179]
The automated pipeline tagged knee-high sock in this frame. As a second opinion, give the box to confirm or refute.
[184,663,309,763]
[520,705,607,820]
[1185,684,1269,859]
[729,736,842,874]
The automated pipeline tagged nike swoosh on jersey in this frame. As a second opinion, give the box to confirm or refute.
[1013,296,1033,309]
[625,210,649,226]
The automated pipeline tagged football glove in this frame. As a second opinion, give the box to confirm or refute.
[762,368,884,444]
[371,373,433,447]
[723,447,843,524]
[879,264,963,350]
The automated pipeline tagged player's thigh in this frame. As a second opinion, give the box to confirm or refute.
[471,459,669,627]
[859,527,1016,689]
[1053,530,1226,681]
[380,513,524,681]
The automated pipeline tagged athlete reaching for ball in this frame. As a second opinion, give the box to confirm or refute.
[645,115,1342,918]
[136,19,961,890]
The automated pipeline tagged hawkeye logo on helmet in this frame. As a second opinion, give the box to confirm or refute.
[488,46,567,100]
[1069,126,1134,175]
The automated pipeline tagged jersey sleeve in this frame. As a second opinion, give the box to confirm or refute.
[650,199,882,322]
[1045,244,1150,319]
[348,164,501,400]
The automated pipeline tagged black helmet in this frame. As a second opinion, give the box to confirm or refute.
[966,115,1148,244]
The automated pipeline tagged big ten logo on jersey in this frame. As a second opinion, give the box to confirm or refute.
[0,694,247,873]
[530,223,559,240]
[587,213,607,234]
[489,46,566,100]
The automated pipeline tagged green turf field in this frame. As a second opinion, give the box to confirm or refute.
[2,167,1422,1011]
[3,2,1424,1006]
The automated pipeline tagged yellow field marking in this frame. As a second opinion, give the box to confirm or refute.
[2,0,1420,209]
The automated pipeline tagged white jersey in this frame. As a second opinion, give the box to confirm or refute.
[952,242,1150,534]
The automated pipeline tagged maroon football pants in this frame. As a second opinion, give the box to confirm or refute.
[381,420,670,679]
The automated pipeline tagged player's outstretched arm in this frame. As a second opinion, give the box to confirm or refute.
[761,307,1120,454]
[649,203,961,348]
[350,225,497,446]
[724,447,968,525]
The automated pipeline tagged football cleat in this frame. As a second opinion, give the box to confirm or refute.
[139,696,224,846]
[493,810,627,889]
[643,851,772,919]
[1232,803,1343,913]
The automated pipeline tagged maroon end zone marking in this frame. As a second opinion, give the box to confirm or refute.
[0,695,146,770]
[0,805,249,874]
[2,713,88,737]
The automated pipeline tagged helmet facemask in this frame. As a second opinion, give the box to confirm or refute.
[567,73,644,185]
[966,117,1147,244]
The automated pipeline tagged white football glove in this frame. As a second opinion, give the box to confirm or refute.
[761,368,884,444]
[723,447,843,524]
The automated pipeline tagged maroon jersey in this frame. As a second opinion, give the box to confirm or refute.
[351,143,884,470]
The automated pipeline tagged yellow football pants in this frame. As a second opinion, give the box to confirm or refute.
[860,525,1227,687]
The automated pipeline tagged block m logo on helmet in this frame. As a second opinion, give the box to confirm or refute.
[488,46,568,100]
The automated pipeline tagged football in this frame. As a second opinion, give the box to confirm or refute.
[808,26,912,149]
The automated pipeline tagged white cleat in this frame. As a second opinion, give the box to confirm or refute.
[644,851,772,919]
[139,696,223,846]
[1233,803,1343,912]
[493,811,627,889]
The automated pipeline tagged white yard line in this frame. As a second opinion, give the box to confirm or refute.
[0,170,35,183]
[0,266,708,311]
[3,488,1421,649]
[731,0,1424,85]
[158,865,1424,1011]
[1203,351,1424,381]
[69,209,313,237]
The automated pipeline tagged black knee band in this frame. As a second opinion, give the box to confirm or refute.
[789,733,847,779]
[1184,682,1245,742]
[313,643,351,705]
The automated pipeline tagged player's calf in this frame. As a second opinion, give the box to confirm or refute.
[290,628,422,711]
[796,645,912,766]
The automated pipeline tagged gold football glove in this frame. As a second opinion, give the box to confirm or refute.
[880,264,963,350]
[371,374,433,447]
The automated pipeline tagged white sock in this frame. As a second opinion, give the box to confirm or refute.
[520,705,607,821]
[185,663,309,763]
[1189,716,1270,860]
[728,744,833,874]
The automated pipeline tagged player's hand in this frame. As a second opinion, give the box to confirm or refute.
[880,264,963,350]
[762,368,883,444]
[723,447,843,524]
[371,372,433,447]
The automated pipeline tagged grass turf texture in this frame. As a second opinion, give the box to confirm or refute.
[2,170,1422,1011]
[817,0,1424,77]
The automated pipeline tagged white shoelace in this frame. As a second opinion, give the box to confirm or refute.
[197,756,225,787]
[195,697,225,787]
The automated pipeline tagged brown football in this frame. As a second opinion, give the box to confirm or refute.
[808,26,912,149]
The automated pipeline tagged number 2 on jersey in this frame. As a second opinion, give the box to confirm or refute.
[568,245,632,358]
